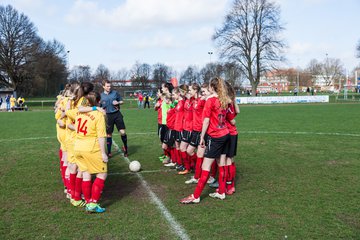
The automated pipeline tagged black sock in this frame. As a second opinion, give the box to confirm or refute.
[121,134,128,150]
[107,137,112,154]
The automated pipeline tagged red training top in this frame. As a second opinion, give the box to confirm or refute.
[166,107,176,130]
[183,98,193,131]
[202,96,229,138]
[225,103,238,135]
[192,97,206,132]
[174,99,184,132]
[155,99,162,124]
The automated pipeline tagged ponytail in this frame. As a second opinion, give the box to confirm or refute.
[210,77,229,109]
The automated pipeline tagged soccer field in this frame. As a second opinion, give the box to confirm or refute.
[1,103,359,239]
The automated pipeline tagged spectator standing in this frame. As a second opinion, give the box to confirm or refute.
[10,95,16,111]
[138,92,143,109]
[0,96,3,109]
[5,95,10,111]
[144,94,150,108]
[294,87,298,96]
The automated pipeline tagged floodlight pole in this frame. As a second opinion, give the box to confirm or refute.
[208,51,213,63]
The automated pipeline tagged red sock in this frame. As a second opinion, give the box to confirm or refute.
[230,163,236,188]
[64,174,71,194]
[169,148,175,163]
[91,178,105,203]
[60,161,66,187]
[218,166,227,194]
[181,151,190,170]
[190,154,196,170]
[193,170,210,199]
[74,177,83,201]
[70,173,77,198]
[210,161,218,178]
[225,165,232,191]
[82,180,92,203]
[194,157,203,179]
[176,149,182,165]
[163,149,169,157]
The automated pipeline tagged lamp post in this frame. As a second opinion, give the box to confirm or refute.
[66,50,70,81]
[208,51,213,63]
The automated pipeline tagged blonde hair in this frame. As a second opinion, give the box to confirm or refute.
[210,77,229,109]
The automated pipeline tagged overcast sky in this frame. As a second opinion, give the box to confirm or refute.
[1,0,359,76]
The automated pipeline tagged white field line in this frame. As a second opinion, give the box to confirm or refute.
[112,140,190,240]
[108,169,173,176]
[0,136,55,142]
[1,130,360,143]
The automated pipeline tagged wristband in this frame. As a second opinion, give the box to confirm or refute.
[92,106,97,111]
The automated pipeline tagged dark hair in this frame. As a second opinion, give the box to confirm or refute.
[102,80,111,86]
[86,91,101,107]
[163,82,174,93]
[191,83,201,93]
[201,83,209,89]
[74,82,94,107]
[178,84,189,97]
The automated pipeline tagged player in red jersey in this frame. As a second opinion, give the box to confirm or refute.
[184,83,217,184]
[224,81,240,195]
[180,77,230,204]
[162,94,177,166]
[154,89,165,160]
[172,85,188,171]
[178,86,194,175]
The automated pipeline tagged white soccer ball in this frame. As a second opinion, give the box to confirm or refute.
[129,160,141,172]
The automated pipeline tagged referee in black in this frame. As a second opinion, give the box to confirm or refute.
[100,80,128,157]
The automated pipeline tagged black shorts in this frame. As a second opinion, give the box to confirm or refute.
[204,134,230,159]
[163,129,176,147]
[189,131,201,147]
[174,130,182,143]
[106,111,126,134]
[158,124,167,143]
[181,130,192,143]
[225,134,238,158]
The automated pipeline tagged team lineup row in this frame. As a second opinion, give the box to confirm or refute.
[153,78,239,203]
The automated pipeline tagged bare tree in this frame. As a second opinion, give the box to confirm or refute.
[69,65,92,82]
[93,64,110,84]
[130,62,151,88]
[152,63,172,88]
[199,63,223,83]
[180,65,200,84]
[306,58,345,86]
[0,5,39,91]
[213,0,285,95]
[222,62,243,88]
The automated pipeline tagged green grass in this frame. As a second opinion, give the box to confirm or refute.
[0,104,359,239]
